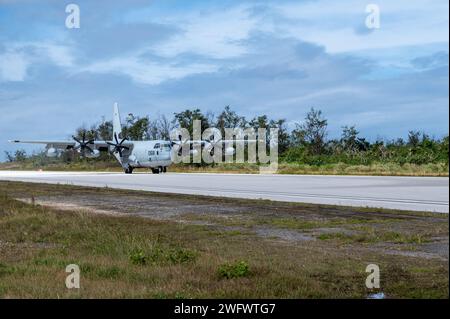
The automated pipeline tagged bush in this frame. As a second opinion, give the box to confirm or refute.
[218,261,250,279]
[282,135,449,167]
[129,249,147,265]
[130,246,197,265]
[168,248,197,264]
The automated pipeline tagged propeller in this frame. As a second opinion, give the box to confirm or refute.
[73,131,94,156]
[204,136,222,156]
[170,134,185,146]
[170,134,188,156]
[107,133,130,158]
[170,134,222,156]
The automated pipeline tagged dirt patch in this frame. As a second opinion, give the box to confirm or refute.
[313,227,358,236]
[254,226,315,242]
[17,198,130,217]
[0,181,448,298]
[372,246,448,261]
[4,181,450,262]
[420,238,449,260]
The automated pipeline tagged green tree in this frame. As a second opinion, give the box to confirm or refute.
[97,120,113,141]
[157,115,174,140]
[14,149,27,162]
[269,119,290,154]
[341,125,369,153]
[173,109,211,135]
[148,119,159,140]
[291,108,328,155]
[122,115,150,140]
[4,151,14,162]
[216,105,247,135]
[408,130,421,147]
[249,115,268,130]
[74,126,97,141]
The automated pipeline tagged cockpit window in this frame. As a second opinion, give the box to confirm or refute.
[154,143,160,149]
[162,143,171,150]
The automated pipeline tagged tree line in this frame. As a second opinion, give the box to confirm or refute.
[5,106,449,166]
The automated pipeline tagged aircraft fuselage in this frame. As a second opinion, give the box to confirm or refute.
[122,140,173,171]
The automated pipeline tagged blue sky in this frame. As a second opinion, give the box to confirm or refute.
[0,0,448,159]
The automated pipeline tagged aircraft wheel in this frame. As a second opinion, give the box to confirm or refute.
[124,167,133,174]
[163,166,167,173]
[151,168,160,174]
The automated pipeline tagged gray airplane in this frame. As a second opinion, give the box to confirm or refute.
[9,103,235,174]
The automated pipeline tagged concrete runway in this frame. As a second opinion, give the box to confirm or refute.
[0,171,448,213]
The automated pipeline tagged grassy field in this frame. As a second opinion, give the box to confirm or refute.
[0,160,448,176]
[171,162,449,176]
[0,181,448,298]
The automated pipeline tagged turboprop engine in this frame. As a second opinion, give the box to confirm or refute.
[85,149,100,158]
[46,147,58,158]
[190,149,199,157]
[225,146,235,156]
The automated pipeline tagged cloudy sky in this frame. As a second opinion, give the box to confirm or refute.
[0,0,448,159]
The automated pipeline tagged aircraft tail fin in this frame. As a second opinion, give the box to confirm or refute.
[113,102,122,139]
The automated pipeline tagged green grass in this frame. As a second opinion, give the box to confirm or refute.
[1,160,448,176]
[128,246,197,266]
[218,261,250,279]
[317,230,431,244]
[0,182,448,298]
[258,216,403,230]
[181,214,405,232]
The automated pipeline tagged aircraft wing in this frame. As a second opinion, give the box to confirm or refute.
[9,140,76,149]
[92,140,134,152]
[9,139,134,149]
[174,139,256,146]
[9,139,134,150]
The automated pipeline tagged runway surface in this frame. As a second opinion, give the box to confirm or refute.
[0,171,448,213]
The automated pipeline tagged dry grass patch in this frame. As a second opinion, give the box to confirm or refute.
[0,182,448,298]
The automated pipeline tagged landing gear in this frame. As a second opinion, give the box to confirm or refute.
[151,166,167,174]
[124,166,133,174]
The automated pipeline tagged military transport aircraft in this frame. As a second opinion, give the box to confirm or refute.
[9,103,238,174]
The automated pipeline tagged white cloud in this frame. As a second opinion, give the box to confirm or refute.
[11,42,75,67]
[81,57,218,85]
[272,0,449,53]
[36,43,74,67]
[0,42,75,82]
[124,0,448,60]
[139,5,259,59]
[0,51,30,82]
[0,0,447,155]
